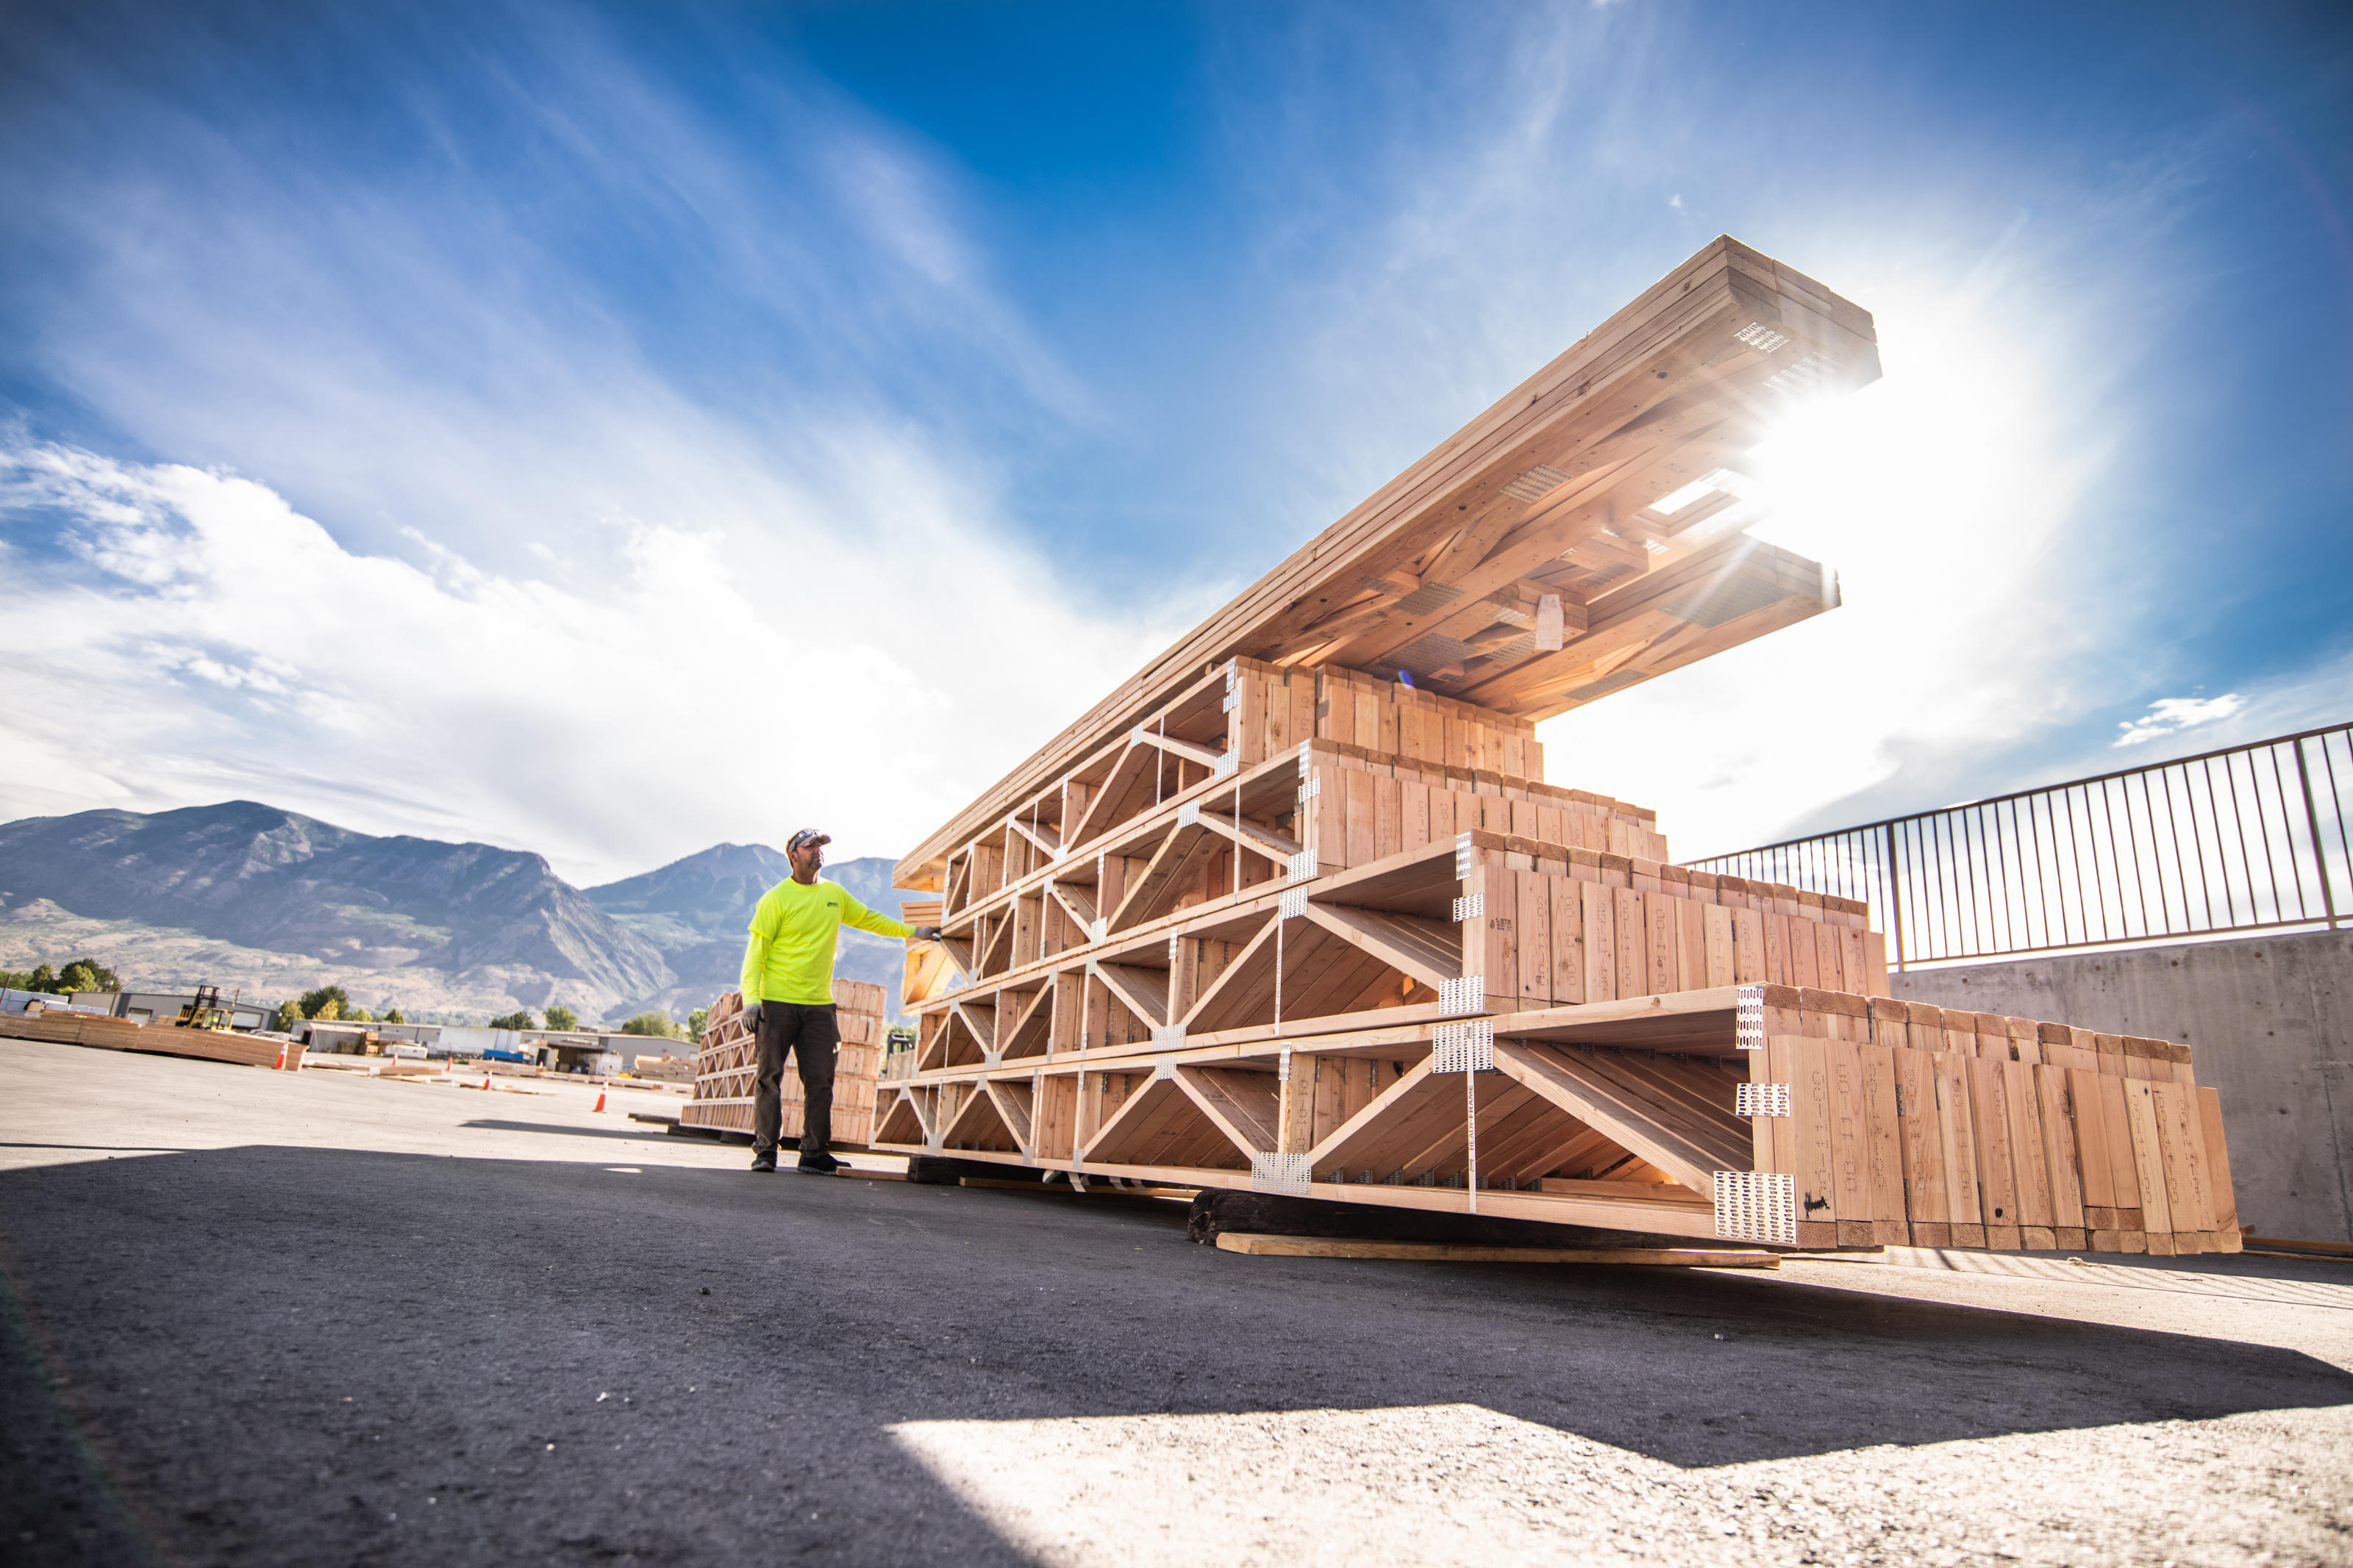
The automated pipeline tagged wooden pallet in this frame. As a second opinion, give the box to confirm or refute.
[874,237,2243,1254]
[682,983,888,1145]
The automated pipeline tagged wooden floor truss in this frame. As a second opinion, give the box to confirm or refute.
[879,238,2241,1254]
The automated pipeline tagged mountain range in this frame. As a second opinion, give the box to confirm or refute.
[0,802,922,1023]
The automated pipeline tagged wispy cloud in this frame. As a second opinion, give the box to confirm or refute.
[2114,694,2244,746]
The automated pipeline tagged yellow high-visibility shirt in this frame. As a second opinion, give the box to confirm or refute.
[739,877,911,1006]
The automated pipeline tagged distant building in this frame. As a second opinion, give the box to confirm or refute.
[290,1018,673,1075]
[71,989,276,1031]
[3,987,112,1016]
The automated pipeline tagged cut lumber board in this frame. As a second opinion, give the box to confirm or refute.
[1213,1234,1777,1266]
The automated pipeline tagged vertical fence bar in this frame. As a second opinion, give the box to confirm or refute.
[1885,820,1905,973]
[2297,736,2341,931]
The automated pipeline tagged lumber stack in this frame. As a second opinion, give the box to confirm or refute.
[0,1007,304,1070]
[682,982,888,1146]
[897,236,1873,889]
[1751,993,2233,1253]
[873,237,2242,1253]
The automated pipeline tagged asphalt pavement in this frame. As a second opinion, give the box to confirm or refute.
[4,1038,2352,1567]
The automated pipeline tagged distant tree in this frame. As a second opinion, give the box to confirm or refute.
[382,1007,406,1025]
[56,958,121,994]
[27,963,57,995]
[343,1006,373,1023]
[620,1012,680,1039]
[486,1010,534,1031]
[274,999,301,1033]
[314,997,343,1021]
[688,1007,708,1045]
[544,1004,579,1032]
[299,985,349,1019]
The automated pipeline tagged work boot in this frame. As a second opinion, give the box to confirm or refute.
[796,1153,846,1175]
[749,1150,776,1173]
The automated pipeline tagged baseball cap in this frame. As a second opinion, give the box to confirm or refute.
[787,829,832,854]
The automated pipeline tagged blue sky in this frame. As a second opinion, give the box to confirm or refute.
[1,1,2347,883]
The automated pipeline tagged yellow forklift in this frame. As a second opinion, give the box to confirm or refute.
[173,984,235,1031]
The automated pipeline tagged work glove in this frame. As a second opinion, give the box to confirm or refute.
[741,999,763,1031]
[911,926,943,942]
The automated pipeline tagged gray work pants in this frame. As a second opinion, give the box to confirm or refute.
[751,1001,840,1158]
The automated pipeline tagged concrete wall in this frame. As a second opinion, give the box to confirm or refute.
[1889,930,2353,1244]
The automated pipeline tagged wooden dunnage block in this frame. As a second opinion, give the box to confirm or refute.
[1516,869,1552,1005]
[1968,1058,2023,1248]
[1829,1037,1874,1245]
[1933,1054,1985,1247]
[2123,1080,2175,1253]
[1777,1034,1838,1248]
[2068,1066,2123,1250]
[1549,874,1587,1006]
[1892,1047,1949,1245]
[2150,1081,2217,1253]
[2002,1059,2058,1248]
[2035,1064,2087,1247]
[2197,1086,2240,1245]
[1857,1042,1908,1245]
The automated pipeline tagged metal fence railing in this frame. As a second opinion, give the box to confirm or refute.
[1682,722,2352,970]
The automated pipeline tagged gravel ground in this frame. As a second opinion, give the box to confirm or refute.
[4,1037,2351,1567]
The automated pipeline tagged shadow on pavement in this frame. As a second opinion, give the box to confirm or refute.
[459,1119,698,1144]
[4,1144,2349,1566]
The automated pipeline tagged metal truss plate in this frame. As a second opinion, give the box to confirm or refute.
[1298,777,1322,801]
[1277,1045,1293,1082]
[1454,831,1476,880]
[1452,893,1483,923]
[1714,1171,1797,1246]
[1279,887,1310,920]
[1089,917,1107,944]
[1735,319,1791,354]
[1151,1060,1176,1081]
[1736,1081,1791,1118]
[1250,1152,1313,1197]
[1501,463,1570,502]
[1221,690,1238,713]
[1765,350,1840,396]
[1735,984,1765,1050]
[1151,1024,1186,1048]
[1176,803,1200,828]
[1287,850,1318,884]
[1438,975,1486,1017]
[1213,750,1239,778]
[1430,1019,1495,1073]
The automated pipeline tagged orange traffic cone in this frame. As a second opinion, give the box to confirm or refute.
[592,1089,607,1113]
[482,1073,493,1091]
[274,1042,288,1071]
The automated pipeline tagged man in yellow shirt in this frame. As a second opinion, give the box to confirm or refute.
[741,829,940,1173]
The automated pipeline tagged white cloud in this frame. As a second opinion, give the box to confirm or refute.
[0,438,1190,886]
[2114,693,2244,746]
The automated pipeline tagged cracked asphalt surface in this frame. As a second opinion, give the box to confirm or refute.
[4,1038,2352,1566]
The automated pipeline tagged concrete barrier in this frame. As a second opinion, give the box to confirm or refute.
[1890,930,2352,1243]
